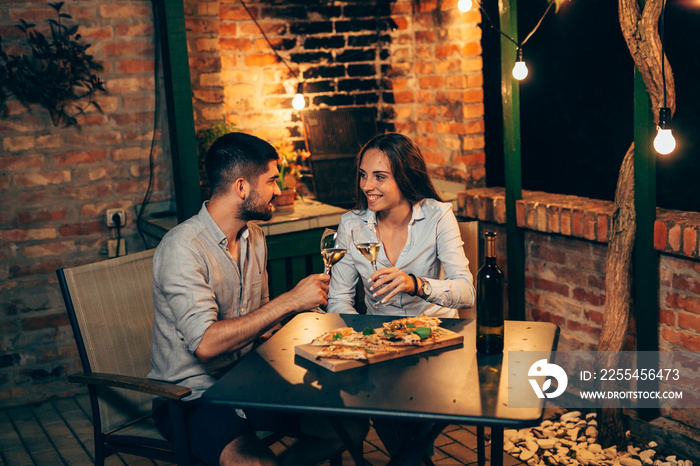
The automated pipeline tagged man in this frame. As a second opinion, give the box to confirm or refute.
[148,133,360,465]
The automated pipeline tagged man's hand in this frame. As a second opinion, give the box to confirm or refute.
[287,273,330,311]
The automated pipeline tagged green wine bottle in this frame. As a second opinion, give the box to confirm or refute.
[476,231,504,354]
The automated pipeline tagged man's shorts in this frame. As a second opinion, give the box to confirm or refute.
[153,398,302,466]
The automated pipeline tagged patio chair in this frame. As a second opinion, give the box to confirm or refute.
[57,249,195,465]
[458,220,480,319]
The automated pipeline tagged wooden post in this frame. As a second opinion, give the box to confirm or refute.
[499,0,525,320]
[633,68,660,420]
[154,0,201,222]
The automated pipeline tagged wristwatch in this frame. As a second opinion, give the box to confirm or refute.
[420,278,432,298]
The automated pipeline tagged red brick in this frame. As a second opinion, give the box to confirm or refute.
[187,19,218,34]
[22,313,70,331]
[666,292,700,315]
[678,312,700,333]
[23,241,77,257]
[573,287,605,306]
[533,277,570,297]
[107,76,154,93]
[79,25,113,40]
[668,224,682,252]
[17,209,67,224]
[220,5,249,20]
[461,42,481,56]
[659,308,677,326]
[393,90,415,104]
[221,38,253,51]
[118,59,154,74]
[662,327,700,351]
[220,22,237,36]
[560,208,572,236]
[0,153,45,170]
[1,228,56,242]
[530,308,566,326]
[654,220,668,251]
[53,150,108,166]
[435,44,461,58]
[671,273,700,295]
[116,22,154,37]
[683,226,698,257]
[99,4,151,18]
[58,185,113,200]
[102,40,154,57]
[14,171,71,187]
[58,221,103,237]
[584,309,604,325]
[567,319,602,338]
[8,259,63,279]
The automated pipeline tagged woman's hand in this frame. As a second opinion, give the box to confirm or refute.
[369,267,415,303]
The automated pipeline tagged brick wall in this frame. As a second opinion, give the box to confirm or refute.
[185,0,486,185]
[0,0,172,406]
[459,187,700,428]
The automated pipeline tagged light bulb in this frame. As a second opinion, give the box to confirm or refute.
[512,48,528,80]
[654,107,675,155]
[512,61,528,80]
[654,129,675,155]
[292,82,305,110]
[458,0,473,12]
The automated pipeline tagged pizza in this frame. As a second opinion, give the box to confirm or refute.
[316,345,370,360]
[310,315,445,359]
[310,327,357,346]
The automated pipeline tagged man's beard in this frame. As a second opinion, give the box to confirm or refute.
[239,189,274,221]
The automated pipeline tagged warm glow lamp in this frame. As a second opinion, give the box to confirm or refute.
[292,82,305,110]
[458,0,473,12]
[512,48,528,80]
[654,107,676,155]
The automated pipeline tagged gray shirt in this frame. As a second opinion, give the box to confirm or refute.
[327,198,475,318]
[148,202,269,401]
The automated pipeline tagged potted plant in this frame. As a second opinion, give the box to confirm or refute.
[0,2,106,126]
[272,141,310,210]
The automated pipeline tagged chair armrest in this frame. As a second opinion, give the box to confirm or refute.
[68,372,191,400]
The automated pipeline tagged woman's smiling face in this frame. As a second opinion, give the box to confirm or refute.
[359,148,405,212]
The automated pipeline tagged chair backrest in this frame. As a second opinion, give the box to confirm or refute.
[458,221,479,319]
[58,249,156,432]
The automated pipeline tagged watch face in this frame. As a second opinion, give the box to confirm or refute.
[422,279,432,296]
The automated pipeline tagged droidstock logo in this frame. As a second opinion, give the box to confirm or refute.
[528,359,568,399]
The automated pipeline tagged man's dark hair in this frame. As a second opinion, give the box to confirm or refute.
[354,132,443,210]
[205,132,278,198]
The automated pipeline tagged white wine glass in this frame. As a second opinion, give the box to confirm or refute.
[352,224,395,306]
[309,229,347,314]
[320,228,347,275]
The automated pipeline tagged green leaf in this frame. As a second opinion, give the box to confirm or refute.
[362,326,376,335]
[411,327,431,340]
[332,332,343,341]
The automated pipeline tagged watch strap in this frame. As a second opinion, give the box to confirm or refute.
[408,273,418,296]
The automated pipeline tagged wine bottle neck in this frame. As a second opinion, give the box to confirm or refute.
[485,237,497,259]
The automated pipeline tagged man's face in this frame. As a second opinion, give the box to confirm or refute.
[239,160,281,222]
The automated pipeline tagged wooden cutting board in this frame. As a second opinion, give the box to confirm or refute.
[294,327,464,372]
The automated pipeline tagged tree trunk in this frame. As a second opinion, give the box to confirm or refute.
[595,0,677,447]
[596,144,635,448]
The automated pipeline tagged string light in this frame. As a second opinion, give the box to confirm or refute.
[457,0,473,13]
[292,82,306,110]
[468,0,554,82]
[512,48,528,80]
[655,0,675,155]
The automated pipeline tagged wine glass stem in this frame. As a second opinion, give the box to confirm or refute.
[324,265,330,274]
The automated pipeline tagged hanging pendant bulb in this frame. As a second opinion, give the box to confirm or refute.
[654,107,676,155]
[458,0,473,12]
[292,82,305,110]
[512,48,528,81]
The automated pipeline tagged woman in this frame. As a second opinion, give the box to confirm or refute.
[327,132,475,317]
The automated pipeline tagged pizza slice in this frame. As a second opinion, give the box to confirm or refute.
[382,315,442,332]
[310,327,357,346]
[316,345,368,360]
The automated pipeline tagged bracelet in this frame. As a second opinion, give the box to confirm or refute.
[408,273,418,296]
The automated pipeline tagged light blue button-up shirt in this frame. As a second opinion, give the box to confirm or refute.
[327,198,475,318]
[148,202,269,400]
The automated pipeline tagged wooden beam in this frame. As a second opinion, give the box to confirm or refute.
[154,0,201,222]
[633,68,660,419]
[499,0,525,320]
